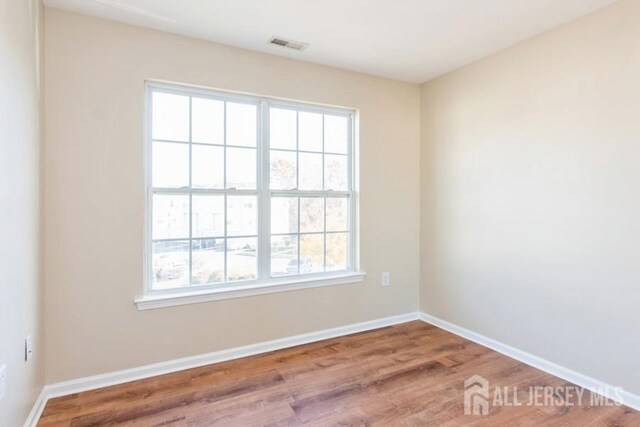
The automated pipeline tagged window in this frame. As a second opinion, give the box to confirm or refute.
[144,82,359,302]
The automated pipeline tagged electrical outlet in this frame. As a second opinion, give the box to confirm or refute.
[382,272,390,287]
[25,335,33,362]
[0,364,6,401]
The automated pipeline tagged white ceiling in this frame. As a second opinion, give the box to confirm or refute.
[43,0,618,83]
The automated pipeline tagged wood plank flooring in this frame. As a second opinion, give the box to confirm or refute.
[38,321,640,426]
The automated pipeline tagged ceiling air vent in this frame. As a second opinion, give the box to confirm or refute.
[269,36,308,51]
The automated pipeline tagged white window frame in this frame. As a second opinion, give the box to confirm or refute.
[136,81,364,310]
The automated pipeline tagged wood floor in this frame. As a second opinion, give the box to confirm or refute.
[38,321,639,426]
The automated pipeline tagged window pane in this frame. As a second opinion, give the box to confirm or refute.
[152,141,189,188]
[152,194,189,239]
[326,197,349,232]
[191,239,225,284]
[326,233,348,271]
[300,197,324,233]
[271,197,298,234]
[270,108,296,150]
[270,150,296,190]
[226,147,256,189]
[192,97,224,144]
[152,92,189,142]
[300,234,324,273]
[299,111,322,152]
[324,115,348,154]
[192,145,224,189]
[324,154,348,191]
[298,152,323,191]
[227,237,257,281]
[227,195,257,236]
[152,240,189,289]
[192,195,224,238]
[271,235,298,277]
[227,102,256,147]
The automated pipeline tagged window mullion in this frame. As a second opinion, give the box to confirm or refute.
[257,102,271,280]
[270,190,350,197]
[223,102,228,282]
[322,114,326,272]
[188,96,193,285]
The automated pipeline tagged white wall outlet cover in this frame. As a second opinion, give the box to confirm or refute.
[0,364,6,400]
[382,272,390,286]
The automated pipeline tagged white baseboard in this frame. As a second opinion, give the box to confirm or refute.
[418,312,640,411]
[26,311,419,426]
[23,388,47,427]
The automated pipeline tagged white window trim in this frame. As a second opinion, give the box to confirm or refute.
[138,81,362,309]
[135,271,366,310]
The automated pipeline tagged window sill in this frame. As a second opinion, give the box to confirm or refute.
[135,272,366,310]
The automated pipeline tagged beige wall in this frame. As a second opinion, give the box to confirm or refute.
[0,0,44,424]
[421,0,640,396]
[43,9,420,383]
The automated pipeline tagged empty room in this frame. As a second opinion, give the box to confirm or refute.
[2,0,640,425]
